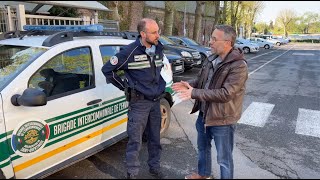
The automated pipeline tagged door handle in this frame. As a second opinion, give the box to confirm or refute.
[87,99,102,106]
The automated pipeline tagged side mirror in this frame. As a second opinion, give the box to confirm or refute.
[11,88,47,106]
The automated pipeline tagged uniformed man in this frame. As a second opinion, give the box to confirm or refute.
[101,18,166,179]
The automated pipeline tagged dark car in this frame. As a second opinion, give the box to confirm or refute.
[165,52,184,75]
[159,35,201,71]
[167,36,212,66]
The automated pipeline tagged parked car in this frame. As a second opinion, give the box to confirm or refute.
[234,38,259,54]
[159,35,202,70]
[0,25,177,179]
[167,36,212,65]
[258,35,282,46]
[247,37,275,49]
[271,35,289,44]
[165,51,184,75]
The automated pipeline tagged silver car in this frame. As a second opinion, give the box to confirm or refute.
[234,38,259,54]
[247,37,275,49]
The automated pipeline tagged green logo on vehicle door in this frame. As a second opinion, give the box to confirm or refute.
[11,120,50,156]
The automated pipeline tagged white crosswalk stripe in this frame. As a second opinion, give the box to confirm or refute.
[238,102,275,127]
[295,108,320,138]
[188,101,320,139]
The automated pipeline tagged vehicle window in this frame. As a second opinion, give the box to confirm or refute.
[159,36,175,45]
[99,45,121,64]
[0,45,47,91]
[182,38,200,46]
[170,38,185,46]
[29,47,94,98]
[99,45,124,77]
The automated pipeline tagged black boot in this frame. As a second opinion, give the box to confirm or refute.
[127,172,137,179]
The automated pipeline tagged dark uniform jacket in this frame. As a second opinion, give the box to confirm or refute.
[101,37,166,100]
[189,48,248,126]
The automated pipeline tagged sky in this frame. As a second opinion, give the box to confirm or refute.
[256,1,320,24]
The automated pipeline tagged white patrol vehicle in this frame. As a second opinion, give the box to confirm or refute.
[0,25,177,179]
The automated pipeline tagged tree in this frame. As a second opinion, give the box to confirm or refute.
[255,22,269,34]
[105,1,121,21]
[193,1,205,42]
[275,9,297,37]
[164,1,176,36]
[212,1,221,32]
[301,12,319,34]
[128,1,145,31]
[230,1,241,28]
[221,1,227,24]
[48,6,78,17]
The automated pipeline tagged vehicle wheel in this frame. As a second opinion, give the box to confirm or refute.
[276,42,281,46]
[160,98,171,137]
[243,47,250,54]
[264,44,270,49]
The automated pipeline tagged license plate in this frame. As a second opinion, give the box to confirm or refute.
[197,60,201,65]
[175,65,183,71]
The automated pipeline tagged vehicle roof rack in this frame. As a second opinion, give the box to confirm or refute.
[42,31,73,47]
[0,25,140,46]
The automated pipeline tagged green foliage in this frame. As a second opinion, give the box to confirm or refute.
[48,6,79,17]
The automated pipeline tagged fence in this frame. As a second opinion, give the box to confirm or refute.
[0,5,95,33]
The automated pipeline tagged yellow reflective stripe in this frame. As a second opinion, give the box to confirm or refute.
[13,118,127,172]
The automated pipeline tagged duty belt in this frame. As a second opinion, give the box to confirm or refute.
[130,90,165,102]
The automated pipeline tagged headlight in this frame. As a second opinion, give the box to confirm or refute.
[181,51,192,57]
[206,51,212,55]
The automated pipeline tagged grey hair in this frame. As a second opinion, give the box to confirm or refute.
[214,25,237,46]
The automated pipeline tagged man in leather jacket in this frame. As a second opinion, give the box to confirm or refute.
[172,25,248,179]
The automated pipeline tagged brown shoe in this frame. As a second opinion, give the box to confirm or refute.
[185,172,212,179]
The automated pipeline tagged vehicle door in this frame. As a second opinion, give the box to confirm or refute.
[97,44,129,142]
[1,42,108,178]
[0,94,14,179]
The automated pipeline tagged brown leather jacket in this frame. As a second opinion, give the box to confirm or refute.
[189,48,248,126]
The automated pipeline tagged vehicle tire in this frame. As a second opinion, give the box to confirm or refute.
[160,98,171,138]
[243,47,250,54]
[264,44,270,49]
[276,42,281,46]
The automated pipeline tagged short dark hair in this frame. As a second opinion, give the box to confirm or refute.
[137,20,146,34]
[214,25,237,46]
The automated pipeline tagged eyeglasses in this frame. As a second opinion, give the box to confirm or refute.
[144,29,161,35]
[211,37,229,43]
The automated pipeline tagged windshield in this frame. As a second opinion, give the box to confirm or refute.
[159,36,175,45]
[182,37,200,46]
[0,45,47,91]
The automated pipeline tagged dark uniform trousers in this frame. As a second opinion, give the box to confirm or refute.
[126,97,162,175]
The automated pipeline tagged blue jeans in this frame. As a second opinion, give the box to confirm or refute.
[196,113,235,179]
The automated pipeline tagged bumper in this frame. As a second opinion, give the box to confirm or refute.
[171,59,184,75]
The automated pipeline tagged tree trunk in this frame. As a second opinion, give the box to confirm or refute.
[193,1,205,42]
[231,1,241,29]
[128,1,144,31]
[106,1,121,21]
[211,1,220,33]
[222,1,227,24]
[164,1,175,36]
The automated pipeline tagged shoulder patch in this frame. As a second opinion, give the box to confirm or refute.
[110,56,118,65]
